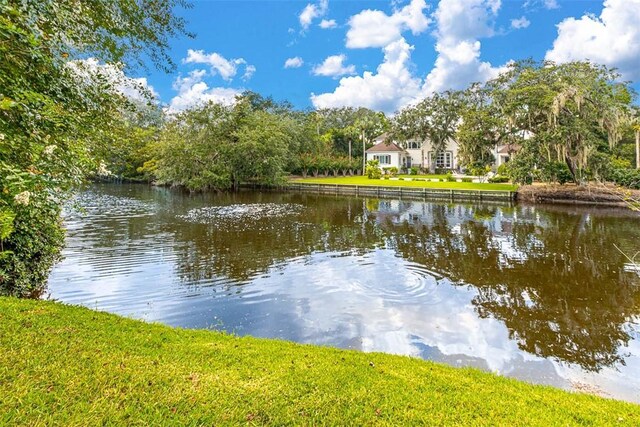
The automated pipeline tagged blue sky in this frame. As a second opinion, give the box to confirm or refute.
[132,0,640,114]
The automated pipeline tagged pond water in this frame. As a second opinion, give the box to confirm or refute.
[47,184,640,402]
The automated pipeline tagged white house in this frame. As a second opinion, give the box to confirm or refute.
[495,144,520,167]
[369,134,520,172]
[365,140,409,170]
[368,134,460,171]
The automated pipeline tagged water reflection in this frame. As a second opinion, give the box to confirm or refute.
[385,204,640,373]
[48,184,640,402]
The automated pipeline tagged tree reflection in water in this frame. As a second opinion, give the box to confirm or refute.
[63,185,640,373]
[170,193,640,372]
[383,202,640,372]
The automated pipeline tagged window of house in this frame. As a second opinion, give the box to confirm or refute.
[430,151,453,169]
[373,154,391,165]
[408,141,421,150]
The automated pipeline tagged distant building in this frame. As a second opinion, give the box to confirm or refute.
[495,144,521,167]
[365,139,409,170]
[368,134,520,172]
[368,134,459,171]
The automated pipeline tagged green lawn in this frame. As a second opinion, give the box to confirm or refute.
[396,174,450,180]
[293,176,518,192]
[1,297,638,425]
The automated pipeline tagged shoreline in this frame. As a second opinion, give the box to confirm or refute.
[93,179,640,210]
[517,184,640,210]
[285,177,640,210]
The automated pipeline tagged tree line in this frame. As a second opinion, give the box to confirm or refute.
[390,60,640,185]
[98,97,390,191]
[103,60,640,191]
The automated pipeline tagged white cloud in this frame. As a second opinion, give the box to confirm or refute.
[311,39,422,113]
[311,0,509,112]
[422,0,505,95]
[545,0,640,80]
[511,16,530,29]
[522,0,560,10]
[434,0,500,41]
[312,54,356,78]
[183,49,255,82]
[319,19,337,29]
[524,0,558,9]
[346,0,431,49]
[284,57,304,69]
[168,69,240,114]
[299,0,328,30]
[68,58,159,103]
[243,65,256,81]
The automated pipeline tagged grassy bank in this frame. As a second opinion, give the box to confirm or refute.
[292,176,518,192]
[1,298,638,425]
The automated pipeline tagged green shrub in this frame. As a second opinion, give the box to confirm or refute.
[610,157,633,170]
[488,176,510,183]
[366,160,382,179]
[505,157,534,184]
[410,167,418,175]
[388,166,398,177]
[446,173,455,182]
[468,165,490,177]
[462,177,473,183]
[397,177,404,181]
[497,163,508,176]
[0,197,65,297]
[542,161,573,185]
[610,168,640,189]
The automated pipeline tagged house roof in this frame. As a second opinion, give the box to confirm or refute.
[497,144,521,154]
[366,141,406,153]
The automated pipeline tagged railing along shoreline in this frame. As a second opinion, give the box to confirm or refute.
[245,182,516,202]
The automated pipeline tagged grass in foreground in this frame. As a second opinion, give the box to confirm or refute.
[1,297,638,426]
[292,176,518,192]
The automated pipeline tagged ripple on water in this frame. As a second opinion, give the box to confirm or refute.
[64,191,157,220]
[243,251,446,307]
[350,256,444,305]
